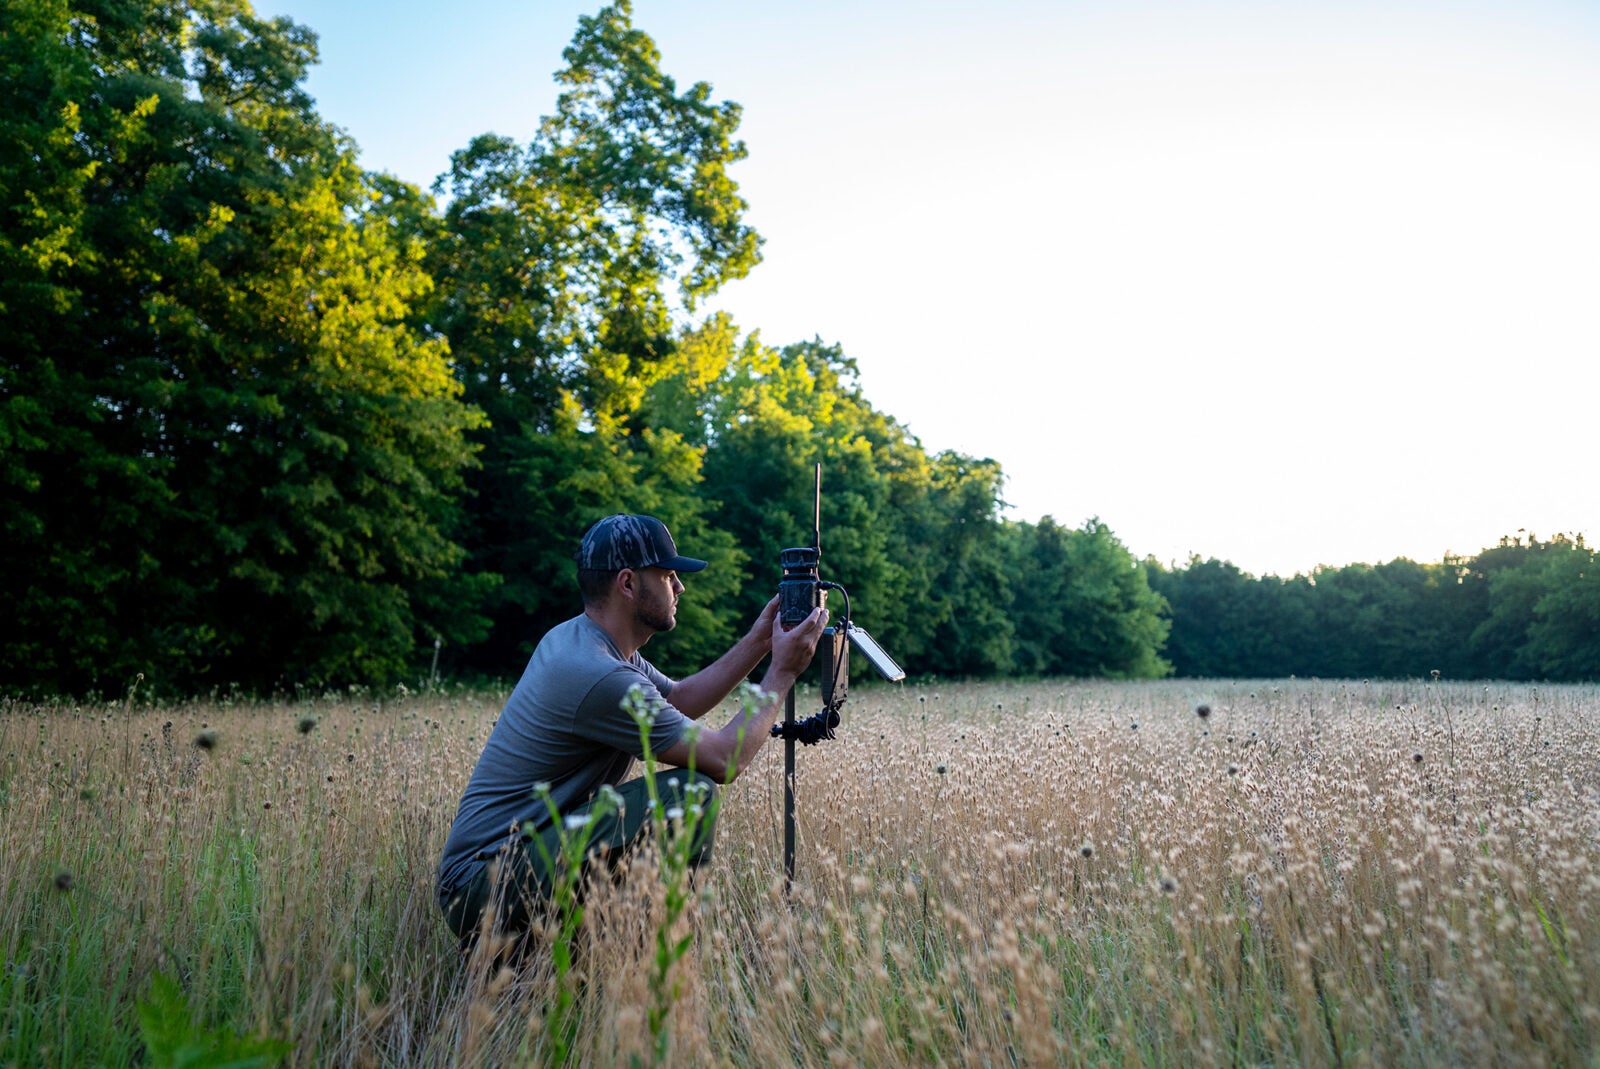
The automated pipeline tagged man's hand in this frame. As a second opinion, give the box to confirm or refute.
[746,595,781,654]
[771,605,828,677]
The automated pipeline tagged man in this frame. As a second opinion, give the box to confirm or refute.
[437,514,828,941]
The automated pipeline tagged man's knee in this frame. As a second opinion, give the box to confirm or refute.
[662,768,719,804]
[442,855,551,945]
[611,770,719,863]
[658,770,718,864]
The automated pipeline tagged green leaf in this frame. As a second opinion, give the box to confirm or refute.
[137,972,291,1069]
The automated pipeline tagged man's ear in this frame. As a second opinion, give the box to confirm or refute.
[614,568,637,602]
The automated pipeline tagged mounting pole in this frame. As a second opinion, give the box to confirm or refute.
[783,687,796,892]
[782,463,823,893]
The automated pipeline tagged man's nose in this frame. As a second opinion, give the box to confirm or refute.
[672,576,685,595]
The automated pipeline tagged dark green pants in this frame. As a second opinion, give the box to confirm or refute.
[442,770,719,942]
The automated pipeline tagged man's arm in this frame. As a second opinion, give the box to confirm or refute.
[655,604,828,783]
[667,596,781,720]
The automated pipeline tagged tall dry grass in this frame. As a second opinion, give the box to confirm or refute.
[2,678,1597,1066]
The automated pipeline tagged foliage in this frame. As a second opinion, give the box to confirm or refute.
[422,0,760,678]
[1153,533,1600,681]
[1005,517,1171,679]
[0,0,482,695]
[137,972,291,1069]
[5,0,1591,692]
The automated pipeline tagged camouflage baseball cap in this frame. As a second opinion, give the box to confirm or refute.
[578,515,707,573]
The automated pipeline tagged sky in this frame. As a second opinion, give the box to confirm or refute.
[267,0,1600,577]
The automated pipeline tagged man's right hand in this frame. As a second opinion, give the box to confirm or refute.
[771,605,828,677]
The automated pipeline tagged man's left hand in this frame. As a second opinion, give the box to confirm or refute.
[748,595,781,652]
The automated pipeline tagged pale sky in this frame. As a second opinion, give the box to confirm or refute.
[268,0,1600,577]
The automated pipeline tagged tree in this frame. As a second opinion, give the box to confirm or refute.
[1153,535,1600,682]
[909,453,1015,676]
[1522,540,1600,679]
[1152,559,1284,677]
[1,0,483,693]
[424,1,761,674]
[1007,518,1170,678]
[1302,562,1446,679]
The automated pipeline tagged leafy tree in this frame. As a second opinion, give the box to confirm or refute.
[1,0,482,694]
[425,1,760,674]
[1302,562,1449,679]
[1153,559,1281,677]
[1521,539,1600,679]
[1007,518,1170,678]
[1461,534,1597,681]
[0,0,129,689]
[909,453,1015,676]
[1463,534,1573,679]
[654,323,1013,679]
[1155,534,1599,682]
[692,337,896,616]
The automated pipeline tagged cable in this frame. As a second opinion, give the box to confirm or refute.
[819,581,852,710]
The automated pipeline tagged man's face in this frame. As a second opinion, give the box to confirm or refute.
[632,567,684,633]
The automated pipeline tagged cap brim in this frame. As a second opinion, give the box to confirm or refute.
[658,555,708,573]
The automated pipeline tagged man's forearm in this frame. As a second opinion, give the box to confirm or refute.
[669,627,771,719]
[721,666,798,777]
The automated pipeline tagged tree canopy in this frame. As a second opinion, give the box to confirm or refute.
[1149,534,1600,682]
[3,0,1592,695]
[2,0,481,693]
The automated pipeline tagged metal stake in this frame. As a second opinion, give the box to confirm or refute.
[783,686,796,892]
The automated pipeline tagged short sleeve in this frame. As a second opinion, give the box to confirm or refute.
[573,668,690,758]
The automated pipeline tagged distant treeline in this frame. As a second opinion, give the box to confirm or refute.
[1151,535,1599,682]
[3,2,1594,697]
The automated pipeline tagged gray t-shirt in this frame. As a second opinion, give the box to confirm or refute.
[435,614,691,901]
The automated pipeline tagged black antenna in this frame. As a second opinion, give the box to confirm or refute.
[812,462,822,557]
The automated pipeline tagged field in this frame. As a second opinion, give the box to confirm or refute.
[2,677,1597,1067]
